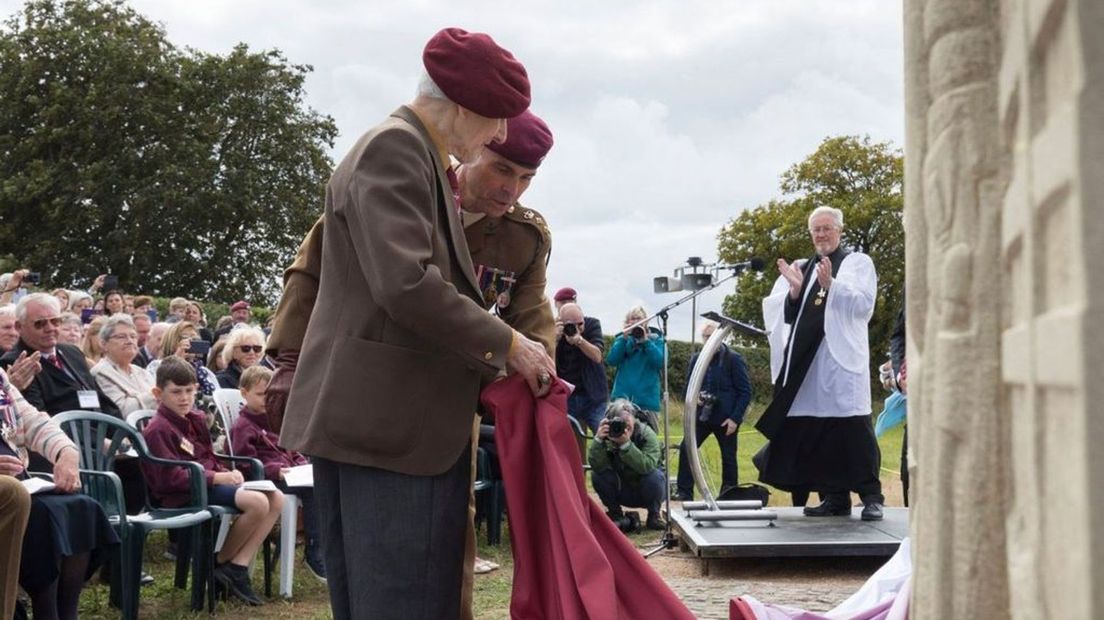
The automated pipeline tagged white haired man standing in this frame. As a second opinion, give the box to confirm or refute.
[279,27,554,620]
[756,206,884,521]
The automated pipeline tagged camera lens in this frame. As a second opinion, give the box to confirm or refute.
[630,326,645,339]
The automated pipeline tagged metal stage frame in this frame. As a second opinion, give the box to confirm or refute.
[670,507,909,566]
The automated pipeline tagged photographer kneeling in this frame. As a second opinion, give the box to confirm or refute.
[589,399,666,532]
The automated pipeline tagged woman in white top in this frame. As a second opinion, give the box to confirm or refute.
[90,314,156,416]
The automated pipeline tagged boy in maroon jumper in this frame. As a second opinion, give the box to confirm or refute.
[142,356,283,606]
[230,365,325,581]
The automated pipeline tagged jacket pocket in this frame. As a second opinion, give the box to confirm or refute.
[318,336,477,458]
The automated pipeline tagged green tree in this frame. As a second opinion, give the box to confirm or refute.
[0,0,336,303]
[717,135,904,378]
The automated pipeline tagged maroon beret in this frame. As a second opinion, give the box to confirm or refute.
[485,110,553,169]
[553,287,577,303]
[423,28,530,119]
[230,301,250,312]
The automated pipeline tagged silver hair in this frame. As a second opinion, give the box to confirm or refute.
[624,306,648,322]
[16,293,61,323]
[605,398,638,420]
[99,313,136,342]
[415,71,450,102]
[0,304,15,320]
[808,206,844,230]
[67,290,92,311]
[221,324,267,365]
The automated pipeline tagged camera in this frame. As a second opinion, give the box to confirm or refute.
[25,272,41,285]
[609,410,627,439]
[102,274,119,291]
[563,322,578,337]
[630,325,645,339]
[697,391,717,422]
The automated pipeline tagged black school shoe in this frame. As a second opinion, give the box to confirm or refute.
[214,563,263,606]
[802,499,852,517]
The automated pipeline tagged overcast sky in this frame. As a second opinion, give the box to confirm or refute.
[3,0,904,343]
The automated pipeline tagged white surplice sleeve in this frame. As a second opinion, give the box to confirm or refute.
[823,253,877,374]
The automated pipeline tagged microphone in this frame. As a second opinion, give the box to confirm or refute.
[718,257,766,272]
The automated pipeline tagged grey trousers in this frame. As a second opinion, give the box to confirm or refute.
[314,448,471,620]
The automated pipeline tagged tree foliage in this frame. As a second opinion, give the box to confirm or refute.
[0,0,337,302]
[717,135,904,377]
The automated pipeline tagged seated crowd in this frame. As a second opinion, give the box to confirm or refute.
[0,270,324,617]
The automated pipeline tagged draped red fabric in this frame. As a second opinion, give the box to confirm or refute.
[481,375,696,620]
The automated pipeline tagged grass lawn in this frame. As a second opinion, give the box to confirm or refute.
[75,397,904,618]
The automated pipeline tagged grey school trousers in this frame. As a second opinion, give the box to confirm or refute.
[313,448,470,620]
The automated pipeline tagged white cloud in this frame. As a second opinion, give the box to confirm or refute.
[0,0,904,340]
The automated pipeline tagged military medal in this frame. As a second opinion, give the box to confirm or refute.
[814,289,827,306]
[475,264,518,311]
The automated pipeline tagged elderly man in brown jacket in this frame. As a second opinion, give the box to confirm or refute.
[268,109,557,615]
[277,29,555,620]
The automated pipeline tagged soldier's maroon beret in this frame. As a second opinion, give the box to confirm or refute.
[486,110,553,169]
[553,287,577,302]
[423,28,531,119]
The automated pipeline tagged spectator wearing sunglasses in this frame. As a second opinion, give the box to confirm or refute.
[217,326,266,389]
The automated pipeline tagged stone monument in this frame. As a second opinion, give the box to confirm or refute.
[905,0,1103,617]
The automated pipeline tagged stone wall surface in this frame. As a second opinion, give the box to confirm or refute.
[905,0,1103,617]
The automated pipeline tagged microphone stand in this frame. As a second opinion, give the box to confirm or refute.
[640,269,744,559]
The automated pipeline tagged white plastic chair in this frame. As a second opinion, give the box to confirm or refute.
[212,388,306,597]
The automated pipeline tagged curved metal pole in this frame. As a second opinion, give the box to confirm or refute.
[682,323,732,512]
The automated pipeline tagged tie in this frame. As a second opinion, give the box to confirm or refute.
[446,167,462,212]
[47,354,63,370]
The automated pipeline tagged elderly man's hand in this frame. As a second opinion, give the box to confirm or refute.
[777,259,804,299]
[506,331,556,397]
[7,350,41,391]
[815,256,833,290]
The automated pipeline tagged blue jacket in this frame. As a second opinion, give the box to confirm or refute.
[606,328,664,411]
[685,344,752,425]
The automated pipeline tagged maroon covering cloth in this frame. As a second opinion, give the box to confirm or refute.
[481,375,696,620]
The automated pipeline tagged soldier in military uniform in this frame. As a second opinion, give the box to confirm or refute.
[263,110,555,617]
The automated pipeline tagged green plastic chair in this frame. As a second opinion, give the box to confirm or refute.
[53,410,214,620]
[126,409,271,607]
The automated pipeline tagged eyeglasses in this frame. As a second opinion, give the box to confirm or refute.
[238,345,263,354]
[810,226,838,234]
[31,317,63,330]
